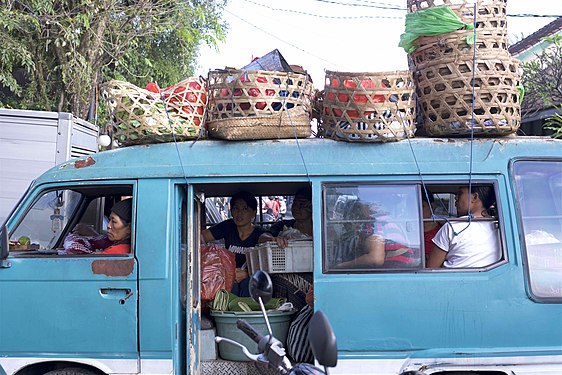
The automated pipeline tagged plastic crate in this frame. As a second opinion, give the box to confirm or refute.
[246,240,313,274]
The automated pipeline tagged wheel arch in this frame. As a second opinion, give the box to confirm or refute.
[13,361,106,375]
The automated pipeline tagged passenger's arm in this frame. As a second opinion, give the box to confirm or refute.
[258,232,275,243]
[337,235,385,268]
[426,245,447,268]
[201,228,215,244]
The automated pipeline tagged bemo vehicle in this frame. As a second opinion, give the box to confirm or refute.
[0,136,561,375]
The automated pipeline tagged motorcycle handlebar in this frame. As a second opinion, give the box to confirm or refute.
[236,319,264,344]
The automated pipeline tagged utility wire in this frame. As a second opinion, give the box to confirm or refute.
[225,9,342,69]
[241,0,561,19]
[241,0,404,19]
[311,0,404,10]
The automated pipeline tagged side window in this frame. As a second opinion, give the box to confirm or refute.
[8,185,134,256]
[323,184,422,272]
[10,189,82,251]
[513,160,562,301]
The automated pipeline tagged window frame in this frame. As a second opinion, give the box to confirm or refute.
[7,181,136,258]
[511,158,562,303]
[321,179,507,274]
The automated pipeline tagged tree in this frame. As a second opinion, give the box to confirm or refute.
[520,35,562,116]
[0,0,227,119]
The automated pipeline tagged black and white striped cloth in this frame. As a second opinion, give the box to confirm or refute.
[286,305,315,364]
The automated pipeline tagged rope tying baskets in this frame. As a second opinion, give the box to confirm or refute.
[102,78,206,145]
[322,71,416,142]
[413,51,521,135]
[206,69,313,140]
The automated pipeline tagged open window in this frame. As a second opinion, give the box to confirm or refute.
[8,184,134,256]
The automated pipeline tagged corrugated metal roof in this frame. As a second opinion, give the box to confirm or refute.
[509,17,562,56]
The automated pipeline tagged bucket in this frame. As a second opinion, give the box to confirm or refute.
[211,310,294,361]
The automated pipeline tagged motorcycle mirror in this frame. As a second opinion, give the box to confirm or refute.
[249,270,272,305]
[0,225,9,260]
[308,310,338,368]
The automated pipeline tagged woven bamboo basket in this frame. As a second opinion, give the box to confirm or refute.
[103,78,206,145]
[206,69,313,140]
[321,71,416,142]
[409,27,507,71]
[413,51,521,136]
[407,0,507,25]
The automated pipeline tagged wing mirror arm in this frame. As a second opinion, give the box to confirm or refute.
[1,224,11,268]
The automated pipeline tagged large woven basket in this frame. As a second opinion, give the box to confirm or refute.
[322,71,416,142]
[206,69,313,140]
[102,78,206,145]
[413,51,521,136]
[407,0,507,24]
[409,27,507,71]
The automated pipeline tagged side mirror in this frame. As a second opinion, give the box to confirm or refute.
[1,225,11,268]
[249,270,273,305]
[308,310,338,368]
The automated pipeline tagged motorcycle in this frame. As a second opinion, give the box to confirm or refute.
[215,270,337,374]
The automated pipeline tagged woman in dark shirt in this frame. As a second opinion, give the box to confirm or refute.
[202,191,265,296]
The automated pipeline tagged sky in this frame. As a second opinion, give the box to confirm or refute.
[196,0,562,89]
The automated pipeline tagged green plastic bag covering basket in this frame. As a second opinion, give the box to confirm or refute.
[399,5,474,54]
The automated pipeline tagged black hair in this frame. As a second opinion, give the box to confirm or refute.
[230,191,258,211]
[111,198,132,225]
[294,186,312,201]
[471,185,497,216]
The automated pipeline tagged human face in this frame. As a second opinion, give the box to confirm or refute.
[230,199,256,227]
[107,212,131,242]
[291,197,312,221]
[455,187,473,216]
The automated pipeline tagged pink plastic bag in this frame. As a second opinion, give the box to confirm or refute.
[201,244,236,303]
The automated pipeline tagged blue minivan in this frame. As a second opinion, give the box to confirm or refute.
[1,136,561,375]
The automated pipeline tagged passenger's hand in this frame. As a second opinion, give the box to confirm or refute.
[235,268,249,283]
[275,235,289,248]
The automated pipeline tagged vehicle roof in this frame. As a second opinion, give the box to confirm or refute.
[39,137,561,185]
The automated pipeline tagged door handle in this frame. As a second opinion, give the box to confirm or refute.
[99,288,133,304]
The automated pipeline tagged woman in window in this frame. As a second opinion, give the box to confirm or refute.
[64,198,132,255]
[202,191,265,297]
[427,186,500,268]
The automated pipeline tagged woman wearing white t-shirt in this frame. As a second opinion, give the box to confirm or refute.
[427,186,500,268]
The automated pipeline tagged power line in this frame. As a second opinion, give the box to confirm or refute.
[241,0,561,20]
[225,9,342,69]
[311,0,404,10]
[240,0,404,19]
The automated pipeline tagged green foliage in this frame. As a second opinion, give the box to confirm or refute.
[520,35,562,114]
[544,106,562,139]
[0,0,227,119]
